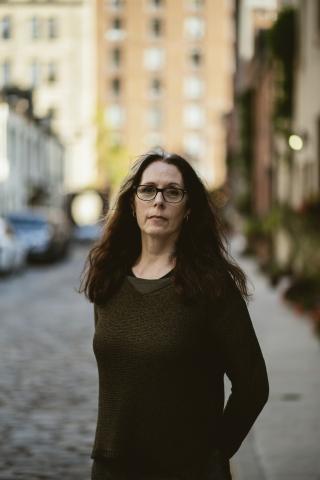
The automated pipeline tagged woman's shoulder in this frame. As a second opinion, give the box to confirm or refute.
[213,272,248,314]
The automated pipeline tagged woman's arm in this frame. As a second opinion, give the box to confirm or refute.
[217,283,269,459]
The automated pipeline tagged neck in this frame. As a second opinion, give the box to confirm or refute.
[132,233,177,279]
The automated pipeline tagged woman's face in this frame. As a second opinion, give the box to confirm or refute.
[133,160,190,239]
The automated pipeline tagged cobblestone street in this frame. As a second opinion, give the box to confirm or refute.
[0,245,97,480]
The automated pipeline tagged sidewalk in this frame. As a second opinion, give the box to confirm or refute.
[228,235,320,480]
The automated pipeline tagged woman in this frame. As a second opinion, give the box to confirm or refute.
[79,150,269,480]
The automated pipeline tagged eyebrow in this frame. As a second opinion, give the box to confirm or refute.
[141,181,183,187]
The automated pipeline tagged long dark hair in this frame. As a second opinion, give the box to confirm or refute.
[78,150,251,305]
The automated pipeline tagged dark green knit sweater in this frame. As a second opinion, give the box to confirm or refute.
[91,276,269,475]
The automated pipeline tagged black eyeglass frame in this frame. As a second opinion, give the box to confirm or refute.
[134,184,187,203]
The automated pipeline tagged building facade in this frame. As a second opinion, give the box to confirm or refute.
[96,0,235,190]
[290,0,320,208]
[0,93,64,215]
[0,0,96,191]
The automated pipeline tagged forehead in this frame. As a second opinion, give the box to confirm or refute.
[140,161,183,185]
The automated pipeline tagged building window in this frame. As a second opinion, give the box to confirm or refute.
[146,106,162,129]
[150,18,163,37]
[150,78,162,97]
[106,0,125,9]
[106,17,125,41]
[105,105,125,127]
[48,17,58,39]
[184,16,205,39]
[30,16,41,39]
[0,61,11,87]
[47,107,57,120]
[149,0,164,8]
[183,133,204,157]
[48,62,58,83]
[186,0,204,9]
[112,17,122,30]
[144,48,165,70]
[144,132,163,149]
[30,61,41,87]
[111,77,121,96]
[111,47,122,67]
[183,76,204,98]
[183,104,205,128]
[0,16,11,39]
[189,48,202,67]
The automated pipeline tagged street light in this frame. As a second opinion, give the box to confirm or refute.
[288,134,304,151]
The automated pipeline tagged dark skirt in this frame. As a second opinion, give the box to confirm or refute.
[91,449,232,480]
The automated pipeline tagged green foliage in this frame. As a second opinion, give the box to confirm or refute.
[95,106,130,195]
[268,7,296,122]
[284,276,320,311]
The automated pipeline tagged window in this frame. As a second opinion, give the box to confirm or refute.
[106,0,125,9]
[106,17,125,40]
[186,0,204,9]
[183,104,205,128]
[150,18,163,37]
[48,17,58,39]
[0,16,11,39]
[113,17,122,30]
[0,61,11,87]
[183,76,204,98]
[30,16,41,39]
[144,132,163,149]
[189,48,202,67]
[47,107,57,120]
[48,62,57,83]
[105,105,125,127]
[146,106,162,128]
[30,61,41,87]
[144,48,165,70]
[150,0,164,8]
[183,133,205,157]
[111,77,121,96]
[184,16,205,39]
[150,78,162,97]
[111,47,122,67]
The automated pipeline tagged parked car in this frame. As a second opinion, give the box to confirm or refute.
[5,208,72,263]
[72,222,103,243]
[0,217,27,274]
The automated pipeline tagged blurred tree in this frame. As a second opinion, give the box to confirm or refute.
[95,107,130,197]
[268,7,296,130]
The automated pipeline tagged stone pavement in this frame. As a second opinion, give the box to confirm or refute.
[0,245,97,479]
[228,235,320,480]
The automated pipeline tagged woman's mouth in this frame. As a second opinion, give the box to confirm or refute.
[148,215,167,221]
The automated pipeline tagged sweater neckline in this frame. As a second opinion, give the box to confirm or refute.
[124,275,174,297]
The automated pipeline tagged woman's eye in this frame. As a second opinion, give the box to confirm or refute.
[166,188,179,197]
[140,186,155,194]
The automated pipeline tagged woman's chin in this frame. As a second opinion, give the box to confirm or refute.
[144,226,169,236]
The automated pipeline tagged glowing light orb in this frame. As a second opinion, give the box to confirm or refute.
[288,135,303,151]
[71,191,103,226]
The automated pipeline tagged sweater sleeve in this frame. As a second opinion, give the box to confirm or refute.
[216,284,269,459]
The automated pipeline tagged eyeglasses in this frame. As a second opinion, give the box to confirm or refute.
[134,184,187,203]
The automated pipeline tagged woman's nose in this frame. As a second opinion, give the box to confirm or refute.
[153,191,165,204]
